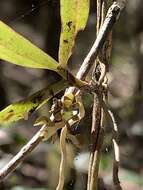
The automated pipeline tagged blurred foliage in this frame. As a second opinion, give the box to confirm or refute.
[11,187,48,190]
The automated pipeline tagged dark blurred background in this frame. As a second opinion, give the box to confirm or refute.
[0,0,143,190]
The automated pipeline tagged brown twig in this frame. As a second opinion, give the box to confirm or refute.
[87,93,103,190]
[113,139,122,190]
[87,1,110,189]
[76,1,121,81]
[0,121,64,181]
[0,126,44,181]
[98,97,122,189]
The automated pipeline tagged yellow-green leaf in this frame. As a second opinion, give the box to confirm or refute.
[0,80,69,126]
[0,21,58,71]
[59,0,90,66]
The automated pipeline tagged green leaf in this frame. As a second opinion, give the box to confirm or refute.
[0,80,69,126]
[59,0,90,66]
[0,21,58,71]
[0,21,87,87]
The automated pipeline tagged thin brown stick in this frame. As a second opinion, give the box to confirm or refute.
[0,126,44,181]
[113,139,122,190]
[87,94,102,190]
[87,153,94,190]
[87,1,109,189]
[0,121,64,181]
[108,110,122,190]
[89,126,104,190]
[76,2,121,80]
[98,97,122,189]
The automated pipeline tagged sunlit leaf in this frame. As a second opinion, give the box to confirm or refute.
[0,80,69,125]
[59,0,90,66]
[0,21,59,71]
